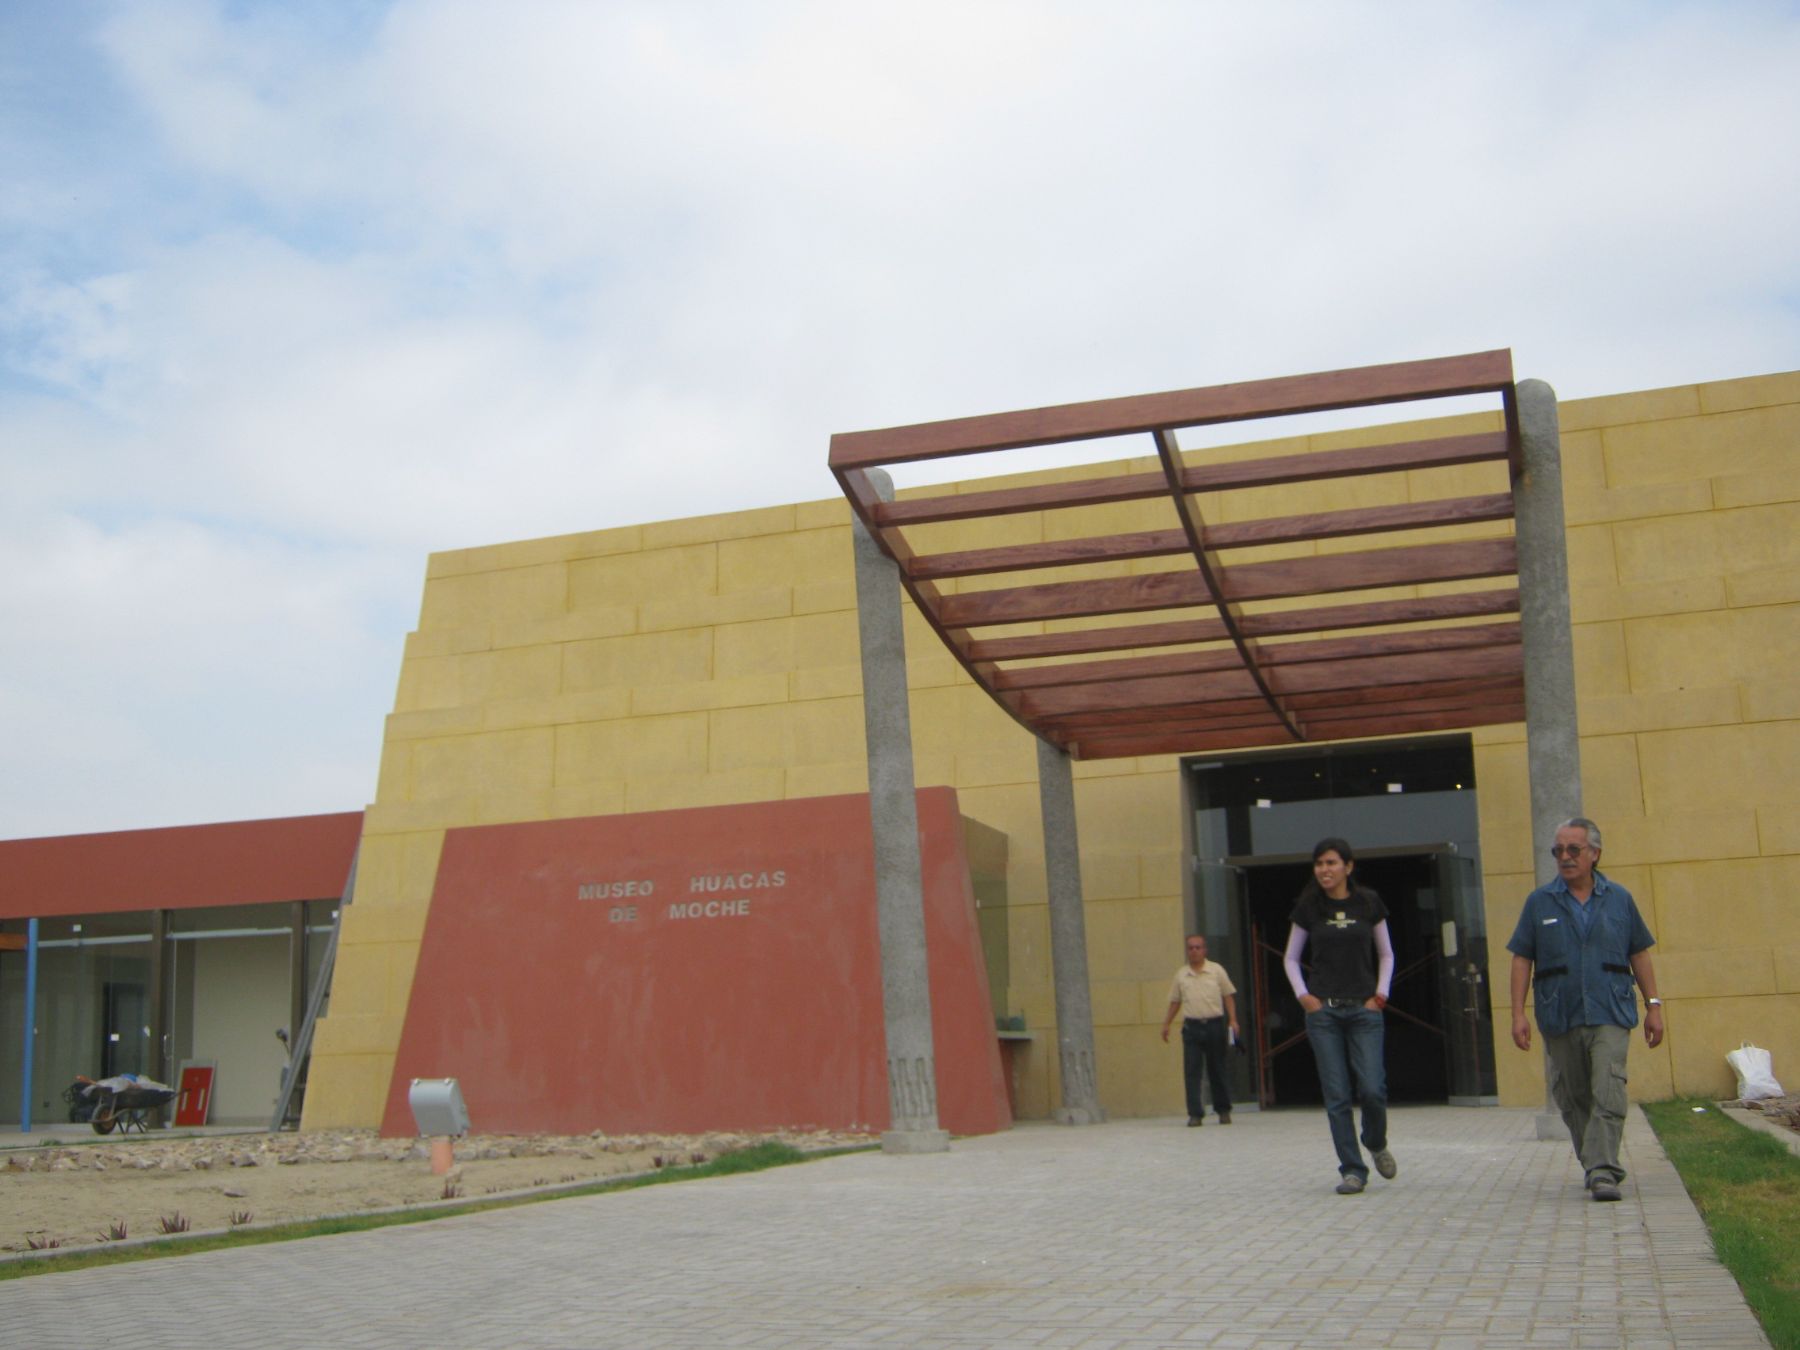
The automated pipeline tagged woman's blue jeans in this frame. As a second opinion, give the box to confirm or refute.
[1305,1006,1388,1180]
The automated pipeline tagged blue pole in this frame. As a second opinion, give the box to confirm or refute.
[20,918,39,1134]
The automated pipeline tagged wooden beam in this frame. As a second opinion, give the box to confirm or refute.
[907,490,1512,580]
[830,350,1514,468]
[1021,645,1521,720]
[942,569,1211,628]
[937,538,1516,628]
[870,429,1508,528]
[1029,672,1524,738]
[1221,537,1517,605]
[1072,702,1526,761]
[1268,645,1523,697]
[1153,427,1305,739]
[911,527,1190,581]
[993,622,1521,691]
[1022,668,1266,719]
[964,589,1519,661]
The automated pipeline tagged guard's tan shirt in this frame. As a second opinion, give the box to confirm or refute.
[1169,961,1237,1019]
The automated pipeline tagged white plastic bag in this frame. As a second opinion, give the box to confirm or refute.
[1725,1042,1784,1101]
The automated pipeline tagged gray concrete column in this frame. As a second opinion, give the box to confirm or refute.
[1037,737,1105,1125]
[851,469,949,1155]
[1512,378,1583,1138]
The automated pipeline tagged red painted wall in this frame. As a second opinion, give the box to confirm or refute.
[0,812,363,918]
[380,789,1010,1137]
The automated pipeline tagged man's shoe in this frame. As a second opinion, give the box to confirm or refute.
[1590,1179,1622,1202]
[1187,1116,1203,1127]
[1334,1174,1366,1195]
[1218,1113,1232,1124]
[1372,1149,1397,1179]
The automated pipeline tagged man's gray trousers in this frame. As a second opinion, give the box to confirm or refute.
[1545,1022,1631,1186]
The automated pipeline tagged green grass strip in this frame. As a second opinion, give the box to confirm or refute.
[2,1139,864,1281]
[1643,1099,1800,1350]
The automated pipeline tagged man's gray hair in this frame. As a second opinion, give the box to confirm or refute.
[1556,816,1603,850]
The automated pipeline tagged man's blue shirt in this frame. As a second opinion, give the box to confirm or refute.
[1506,871,1654,1037]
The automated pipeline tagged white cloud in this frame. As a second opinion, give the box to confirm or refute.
[2,0,1797,834]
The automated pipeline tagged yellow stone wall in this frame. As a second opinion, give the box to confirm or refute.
[303,369,1800,1128]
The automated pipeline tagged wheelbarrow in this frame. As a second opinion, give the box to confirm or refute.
[63,1075,178,1134]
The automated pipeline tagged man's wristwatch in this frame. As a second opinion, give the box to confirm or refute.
[1645,998,1663,1007]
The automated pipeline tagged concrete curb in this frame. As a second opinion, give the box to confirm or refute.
[1720,1102,1800,1159]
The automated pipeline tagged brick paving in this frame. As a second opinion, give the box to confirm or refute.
[0,1106,1769,1348]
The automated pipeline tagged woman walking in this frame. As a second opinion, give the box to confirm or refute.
[1283,837,1397,1194]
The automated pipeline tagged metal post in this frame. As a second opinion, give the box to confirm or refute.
[1037,737,1105,1124]
[271,848,359,1132]
[20,918,38,1134]
[147,908,169,1126]
[289,901,308,1051]
[1513,377,1582,1138]
[852,469,950,1154]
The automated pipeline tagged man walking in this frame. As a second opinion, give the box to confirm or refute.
[1507,816,1664,1201]
[1161,935,1240,1126]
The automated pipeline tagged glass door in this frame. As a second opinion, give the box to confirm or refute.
[1188,861,1255,1108]
[1434,851,1497,1103]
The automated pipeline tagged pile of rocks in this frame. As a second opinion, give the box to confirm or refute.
[3,1125,871,1174]
[1739,1093,1800,1135]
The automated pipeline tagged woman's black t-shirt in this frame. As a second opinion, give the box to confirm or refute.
[1290,887,1389,1001]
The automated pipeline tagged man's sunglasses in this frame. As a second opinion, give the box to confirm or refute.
[1549,844,1590,859]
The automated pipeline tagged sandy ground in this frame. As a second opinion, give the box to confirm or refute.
[9,1097,1792,1256]
[1,1127,871,1254]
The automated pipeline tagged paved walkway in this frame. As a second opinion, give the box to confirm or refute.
[0,1106,1768,1348]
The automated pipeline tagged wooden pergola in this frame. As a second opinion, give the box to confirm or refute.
[829,350,1527,760]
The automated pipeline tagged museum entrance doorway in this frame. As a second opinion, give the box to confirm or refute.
[1184,737,1497,1110]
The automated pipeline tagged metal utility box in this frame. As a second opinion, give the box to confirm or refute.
[407,1077,470,1137]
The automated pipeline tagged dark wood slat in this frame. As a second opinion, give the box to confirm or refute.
[1284,674,1524,712]
[938,538,1516,628]
[1259,621,1520,667]
[964,589,1519,661]
[1021,646,1520,720]
[829,350,1514,468]
[1030,673,1523,742]
[873,469,1171,528]
[1205,492,1514,551]
[911,485,1499,585]
[1072,725,1307,758]
[943,569,1212,628]
[1221,538,1517,604]
[1063,709,1295,741]
[1240,589,1521,637]
[871,430,1507,528]
[1153,427,1305,741]
[997,647,1243,691]
[1037,693,1276,731]
[1502,384,1523,478]
[994,622,1520,692]
[1037,674,1524,737]
[971,616,1231,662]
[911,528,1189,581]
[1071,702,1525,761]
[1181,432,1506,494]
[1268,646,1522,697]
[1303,695,1524,726]
[1021,668,1266,719]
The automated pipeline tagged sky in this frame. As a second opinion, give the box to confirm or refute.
[3,0,1798,839]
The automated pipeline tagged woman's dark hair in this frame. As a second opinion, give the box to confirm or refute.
[1311,836,1355,865]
